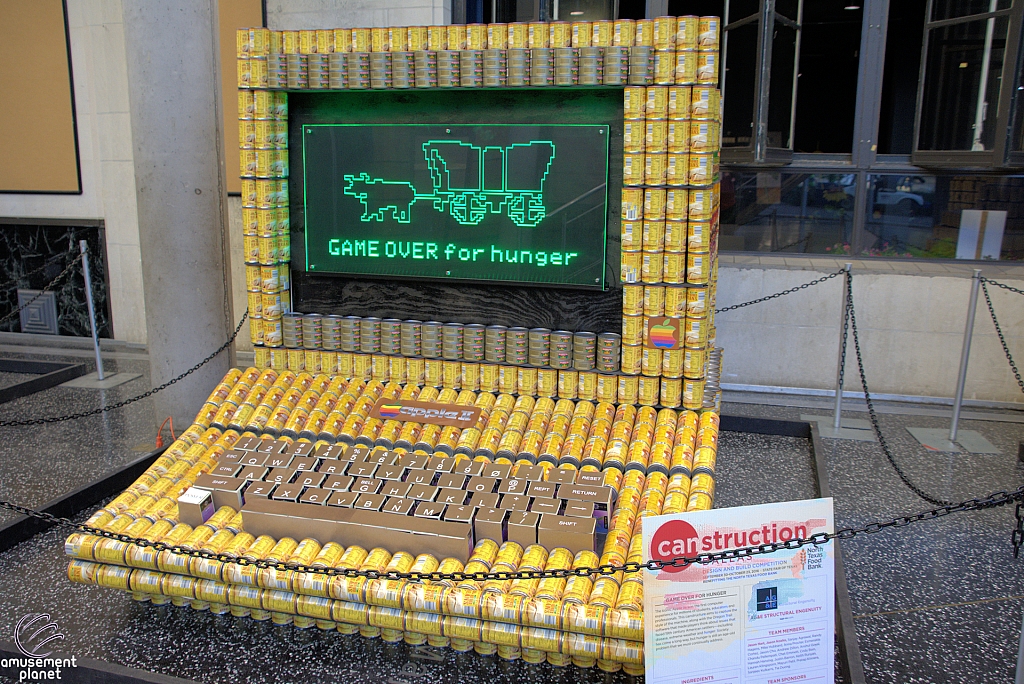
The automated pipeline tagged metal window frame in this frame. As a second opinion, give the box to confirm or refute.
[720,0,803,166]
[911,1,1024,168]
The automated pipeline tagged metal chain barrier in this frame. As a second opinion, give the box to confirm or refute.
[714,269,844,314]
[0,253,84,326]
[845,274,953,508]
[2,485,1022,580]
[979,279,1024,397]
[0,253,75,292]
[0,311,248,427]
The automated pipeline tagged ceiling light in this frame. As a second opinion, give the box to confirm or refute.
[844,4,860,9]
[570,10,584,15]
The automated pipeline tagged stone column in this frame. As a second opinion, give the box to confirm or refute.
[122,0,232,427]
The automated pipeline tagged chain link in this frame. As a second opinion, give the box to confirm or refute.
[980,281,1024,397]
[837,269,850,391]
[0,254,75,292]
[980,276,1024,298]
[715,269,844,314]
[0,253,84,326]
[4,486,1022,580]
[845,275,953,507]
[1014,503,1023,559]
[0,310,248,427]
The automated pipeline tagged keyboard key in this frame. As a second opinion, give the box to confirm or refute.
[547,469,577,485]
[344,445,372,462]
[443,505,475,524]
[291,457,319,472]
[527,481,558,498]
[351,478,382,494]
[238,466,269,481]
[538,514,596,554]
[295,472,327,488]
[481,463,511,479]
[234,435,262,451]
[468,492,499,509]
[452,460,484,476]
[396,454,429,469]
[284,442,315,457]
[474,507,507,543]
[575,471,603,487]
[245,482,276,499]
[436,473,468,489]
[211,463,242,478]
[498,478,529,495]
[499,494,530,511]
[413,500,445,519]
[426,456,455,472]
[365,451,397,466]
[326,491,358,507]
[564,501,595,518]
[193,473,248,509]
[383,497,415,515]
[263,454,294,469]
[220,450,246,464]
[271,484,302,502]
[238,453,268,467]
[299,488,332,505]
[380,481,412,498]
[323,475,354,491]
[266,467,294,484]
[530,498,562,515]
[314,444,348,459]
[514,464,546,481]
[376,465,407,481]
[408,484,438,501]
[405,469,435,486]
[467,477,497,494]
[256,439,289,454]
[317,460,347,475]
[347,462,379,478]
[435,488,469,505]
[508,511,540,546]
[353,493,387,511]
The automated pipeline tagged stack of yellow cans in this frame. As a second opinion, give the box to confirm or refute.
[66,368,722,674]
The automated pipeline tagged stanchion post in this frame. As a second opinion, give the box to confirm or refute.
[79,240,105,381]
[950,269,982,442]
[832,263,853,431]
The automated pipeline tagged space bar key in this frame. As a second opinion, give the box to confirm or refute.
[240,498,475,562]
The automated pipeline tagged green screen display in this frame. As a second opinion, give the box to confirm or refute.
[302,124,609,288]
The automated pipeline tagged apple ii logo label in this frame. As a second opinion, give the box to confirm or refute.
[370,398,481,428]
[645,316,682,350]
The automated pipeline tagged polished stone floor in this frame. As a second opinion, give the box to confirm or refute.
[0,348,1022,683]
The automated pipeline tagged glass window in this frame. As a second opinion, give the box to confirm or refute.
[917,15,1010,151]
[865,174,1024,259]
[718,172,855,252]
[878,0,928,154]
[931,0,1011,22]
[722,20,758,148]
[767,22,797,149]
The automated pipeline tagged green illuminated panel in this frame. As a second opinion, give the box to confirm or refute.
[303,124,609,288]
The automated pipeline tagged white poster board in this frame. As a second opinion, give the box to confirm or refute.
[642,498,835,684]
[957,210,1006,260]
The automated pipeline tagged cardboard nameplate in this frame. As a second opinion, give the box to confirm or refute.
[645,316,682,350]
[369,398,481,428]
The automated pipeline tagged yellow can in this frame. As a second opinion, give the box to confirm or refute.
[645,86,668,118]
[634,18,654,46]
[623,119,645,153]
[595,374,616,402]
[674,15,699,51]
[665,188,688,219]
[667,120,690,153]
[577,371,597,401]
[642,188,666,220]
[663,252,686,284]
[684,317,708,348]
[644,154,667,186]
[591,20,613,46]
[686,253,708,284]
[621,221,641,252]
[527,22,548,48]
[653,16,676,50]
[536,369,557,397]
[424,359,443,387]
[668,86,692,121]
[645,120,668,153]
[465,23,486,49]
[690,85,717,119]
[406,26,428,51]
[653,50,675,84]
[621,314,644,345]
[620,344,642,375]
[622,154,644,186]
[389,26,410,51]
[549,21,571,48]
[683,378,705,410]
[623,86,645,119]
[622,285,643,316]
[688,220,712,252]
[698,17,721,49]
[688,153,714,186]
[642,220,665,251]
[641,251,663,282]
[442,360,461,389]
[666,153,689,186]
[688,120,714,153]
[641,347,662,376]
[517,367,538,396]
[506,22,528,49]
[660,377,682,408]
[664,219,687,252]
[674,50,697,84]
[571,21,592,48]
[332,28,351,52]
[427,25,447,50]
[613,19,636,46]
[643,285,665,316]
[370,27,389,52]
